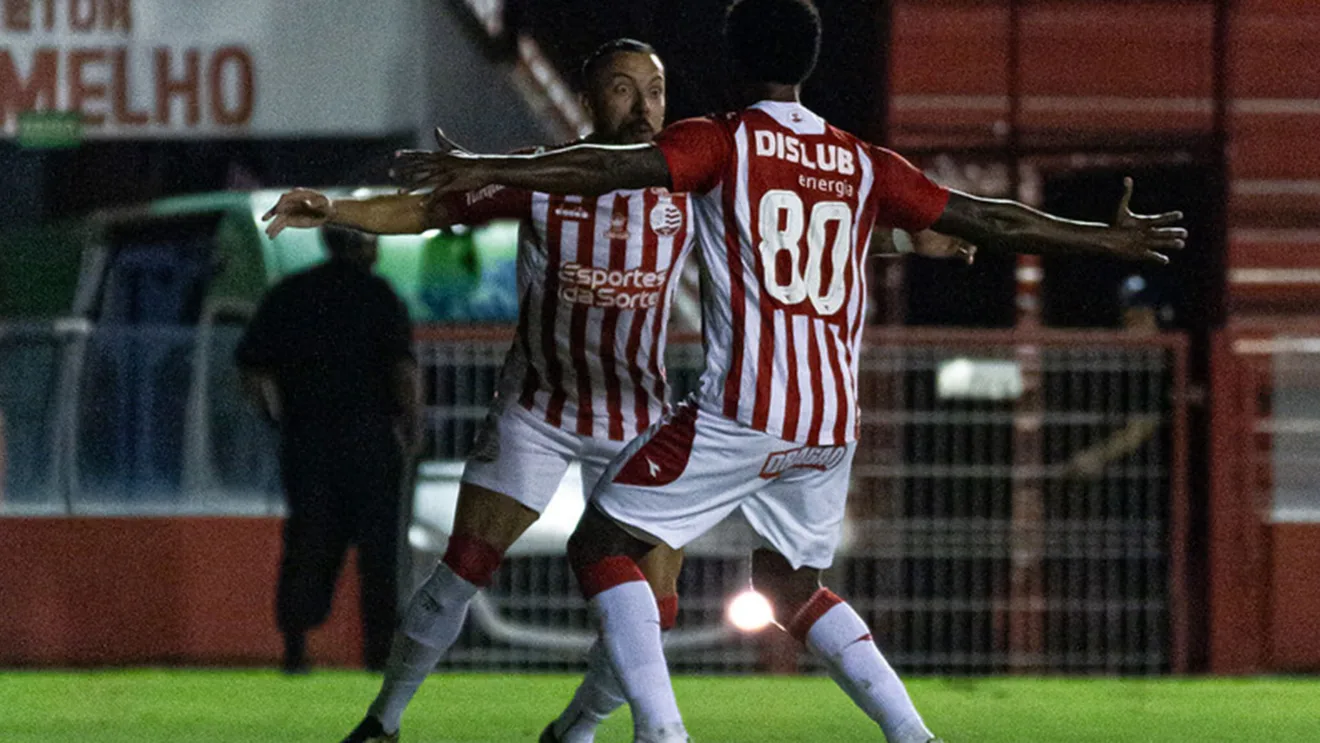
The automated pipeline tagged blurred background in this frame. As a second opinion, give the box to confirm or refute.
[1,0,1317,693]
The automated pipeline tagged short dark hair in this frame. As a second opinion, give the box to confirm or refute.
[322,225,370,257]
[580,38,658,90]
[724,0,822,85]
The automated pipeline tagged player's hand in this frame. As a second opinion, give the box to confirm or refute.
[391,128,492,196]
[913,230,978,265]
[261,188,336,239]
[1101,177,1187,264]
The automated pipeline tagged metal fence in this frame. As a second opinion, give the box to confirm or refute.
[0,321,1187,674]
[415,327,1189,676]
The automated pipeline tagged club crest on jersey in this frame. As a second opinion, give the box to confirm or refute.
[649,195,684,237]
[759,445,848,479]
[753,130,855,175]
[604,211,631,240]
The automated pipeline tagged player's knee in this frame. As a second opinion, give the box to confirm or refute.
[567,504,657,599]
[656,593,679,631]
[782,587,845,643]
[639,545,684,597]
[441,533,505,587]
[565,506,603,573]
[452,483,538,550]
[567,502,637,570]
[750,548,822,622]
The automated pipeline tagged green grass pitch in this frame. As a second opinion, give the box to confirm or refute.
[2,670,1317,742]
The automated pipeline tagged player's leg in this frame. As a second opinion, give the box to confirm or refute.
[347,407,574,742]
[542,442,685,742]
[566,505,684,743]
[363,483,538,731]
[566,403,762,743]
[744,451,937,743]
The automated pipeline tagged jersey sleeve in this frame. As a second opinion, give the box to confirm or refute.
[654,117,734,195]
[868,145,951,232]
[430,185,533,227]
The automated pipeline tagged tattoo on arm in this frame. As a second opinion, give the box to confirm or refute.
[932,191,1111,257]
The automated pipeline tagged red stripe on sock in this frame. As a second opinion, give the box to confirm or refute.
[576,556,646,599]
[657,594,679,631]
[786,588,844,643]
[442,534,504,587]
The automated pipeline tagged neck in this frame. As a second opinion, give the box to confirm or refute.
[747,82,800,104]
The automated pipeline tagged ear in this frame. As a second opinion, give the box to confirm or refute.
[579,91,594,120]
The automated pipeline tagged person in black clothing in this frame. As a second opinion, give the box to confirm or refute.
[235,225,422,673]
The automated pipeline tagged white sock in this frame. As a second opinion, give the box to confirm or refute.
[366,563,478,733]
[805,602,934,743]
[548,640,625,742]
[591,581,686,741]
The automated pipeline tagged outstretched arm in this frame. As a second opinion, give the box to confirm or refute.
[392,130,673,197]
[262,189,442,239]
[932,178,1186,264]
[874,228,978,264]
[263,132,544,238]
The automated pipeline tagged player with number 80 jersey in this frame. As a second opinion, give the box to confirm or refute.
[655,100,949,447]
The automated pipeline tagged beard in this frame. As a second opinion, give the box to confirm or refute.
[614,119,656,144]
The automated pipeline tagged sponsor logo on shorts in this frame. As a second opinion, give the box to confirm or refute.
[759,445,847,479]
[557,262,669,310]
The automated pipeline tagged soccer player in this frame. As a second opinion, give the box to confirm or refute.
[395,0,1187,738]
[272,34,967,742]
[267,40,691,743]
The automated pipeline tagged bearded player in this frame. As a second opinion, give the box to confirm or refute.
[392,1,1187,741]
[266,40,691,743]
[267,37,966,743]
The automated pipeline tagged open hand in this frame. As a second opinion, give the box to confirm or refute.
[261,188,335,239]
[1104,177,1187,264]
[390,127,491,196]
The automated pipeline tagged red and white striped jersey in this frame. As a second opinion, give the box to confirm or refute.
[443,183,695,441]
[656,101,949,446]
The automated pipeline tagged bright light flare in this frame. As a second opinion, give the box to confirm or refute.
[726,590,774,633]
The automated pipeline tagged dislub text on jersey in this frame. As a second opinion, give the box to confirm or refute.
[753,130,856,175]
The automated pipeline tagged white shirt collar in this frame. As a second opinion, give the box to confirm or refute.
[749,100,826,135]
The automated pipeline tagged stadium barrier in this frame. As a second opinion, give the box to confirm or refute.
[0,322,1189,673]
[1208,325,1320,673]
[412,326,1190,675]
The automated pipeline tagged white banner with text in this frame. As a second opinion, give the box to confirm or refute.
[1,0,423,139]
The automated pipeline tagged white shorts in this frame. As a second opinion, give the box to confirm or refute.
[461,404,625,512]
[591,400,857,570]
